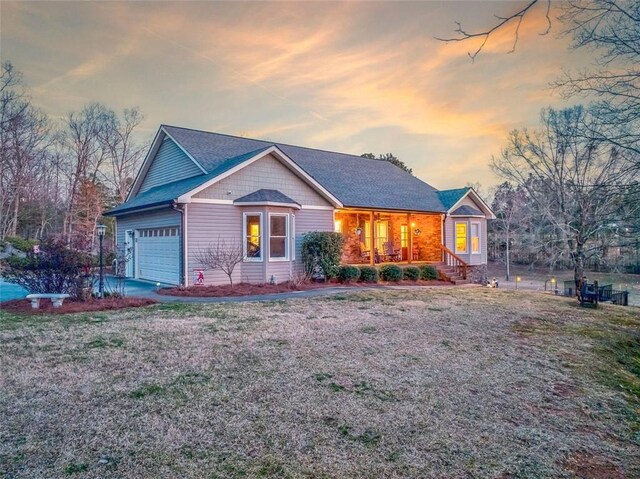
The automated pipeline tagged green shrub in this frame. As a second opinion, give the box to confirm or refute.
[379,264,403,282]
[419,264,438,280]
[338,265,360,283]
[403,266,420,281]
[3,236,38,253]
[301,231,345,281]
[1,237,93,299]
[358,266,379,283]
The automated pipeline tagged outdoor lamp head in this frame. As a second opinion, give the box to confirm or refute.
[97,224,106,237]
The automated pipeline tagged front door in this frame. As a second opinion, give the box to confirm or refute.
[400,224,409,260]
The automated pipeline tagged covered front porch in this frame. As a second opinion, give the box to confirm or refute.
[334,209,444,266]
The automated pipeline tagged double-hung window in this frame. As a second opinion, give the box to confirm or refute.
[471,222,480,254]
[243,213,262,261]
[455,222,467,254]
[269,213,289,261]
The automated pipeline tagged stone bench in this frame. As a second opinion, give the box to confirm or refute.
[26,294,70,309]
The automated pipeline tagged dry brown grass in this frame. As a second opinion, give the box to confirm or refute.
[1,288,638,478]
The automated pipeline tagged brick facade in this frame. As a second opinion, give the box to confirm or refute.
[335,211,442,264]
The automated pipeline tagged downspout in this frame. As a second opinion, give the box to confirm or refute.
[441,213,446,262]
[289,211,295,281]
[172,201,187,287]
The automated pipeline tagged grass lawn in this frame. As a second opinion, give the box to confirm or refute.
[1,288,639,478]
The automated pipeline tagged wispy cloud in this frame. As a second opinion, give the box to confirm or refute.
[1,1,593,188]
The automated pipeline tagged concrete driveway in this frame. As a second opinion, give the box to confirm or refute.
[0,280,28,302]
[0,277,166,303]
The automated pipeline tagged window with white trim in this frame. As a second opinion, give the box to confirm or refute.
[243,213,262,261]
[290,214,296,261]
[269,213,289,261]
[471,222,480,254]
[455,222,467,253]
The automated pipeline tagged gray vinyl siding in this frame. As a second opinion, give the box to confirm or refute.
[139,137,203,194]
[186,203,246,286]
[194,153,332,207]
[115,207,182,279]
[186,203,334,285]
[292,207,335,274]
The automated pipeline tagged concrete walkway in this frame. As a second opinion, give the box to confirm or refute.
[1,275,473,305]
[106,277,439,303]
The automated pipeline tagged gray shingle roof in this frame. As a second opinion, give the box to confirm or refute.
[104,174,207,216]
[108,125,467,215]
[234,189,300,207]
[450,205,483,216]
[105,147,270,216]
[163,125,446,212]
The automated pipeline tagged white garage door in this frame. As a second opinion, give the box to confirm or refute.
[136,227,180,284]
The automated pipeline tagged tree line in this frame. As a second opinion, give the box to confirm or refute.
[446,0,640,282]
[0,61,147,250]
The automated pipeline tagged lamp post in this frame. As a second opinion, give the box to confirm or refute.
[97,224,106,299]
[515,276,521,290]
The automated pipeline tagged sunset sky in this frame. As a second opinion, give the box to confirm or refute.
[2,1,594,190]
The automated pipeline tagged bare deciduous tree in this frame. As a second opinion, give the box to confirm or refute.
[100,107,147,204]
[438,1,640,161]
[435,0,550,60]
[492,106,640,287]
[0,62,53,239]
[61,102,111,242]
[194,238,244,286]
[491,182,528,280]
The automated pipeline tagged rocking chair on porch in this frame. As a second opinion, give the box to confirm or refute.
[382,242,401,262]
[360,242,381,263]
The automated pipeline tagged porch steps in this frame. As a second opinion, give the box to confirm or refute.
[433,262,471,285]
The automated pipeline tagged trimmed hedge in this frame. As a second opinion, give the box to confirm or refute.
[358,266,379,283]
[338,265,361,283]
[403,266,421,281]
[379,264,403,282]
[419,264,438,280]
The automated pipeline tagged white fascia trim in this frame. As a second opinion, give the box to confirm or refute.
[126,128,165,201]
[450,214,486,218]
[301,204,335,210]
[448,188,496,220]
[160,127,208,174]
[189,198,234,205]
[176,146,343,207]
[110,204,173,217]
[235,201,301,210]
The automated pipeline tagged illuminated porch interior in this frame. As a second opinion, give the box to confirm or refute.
[334,210,443,265]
